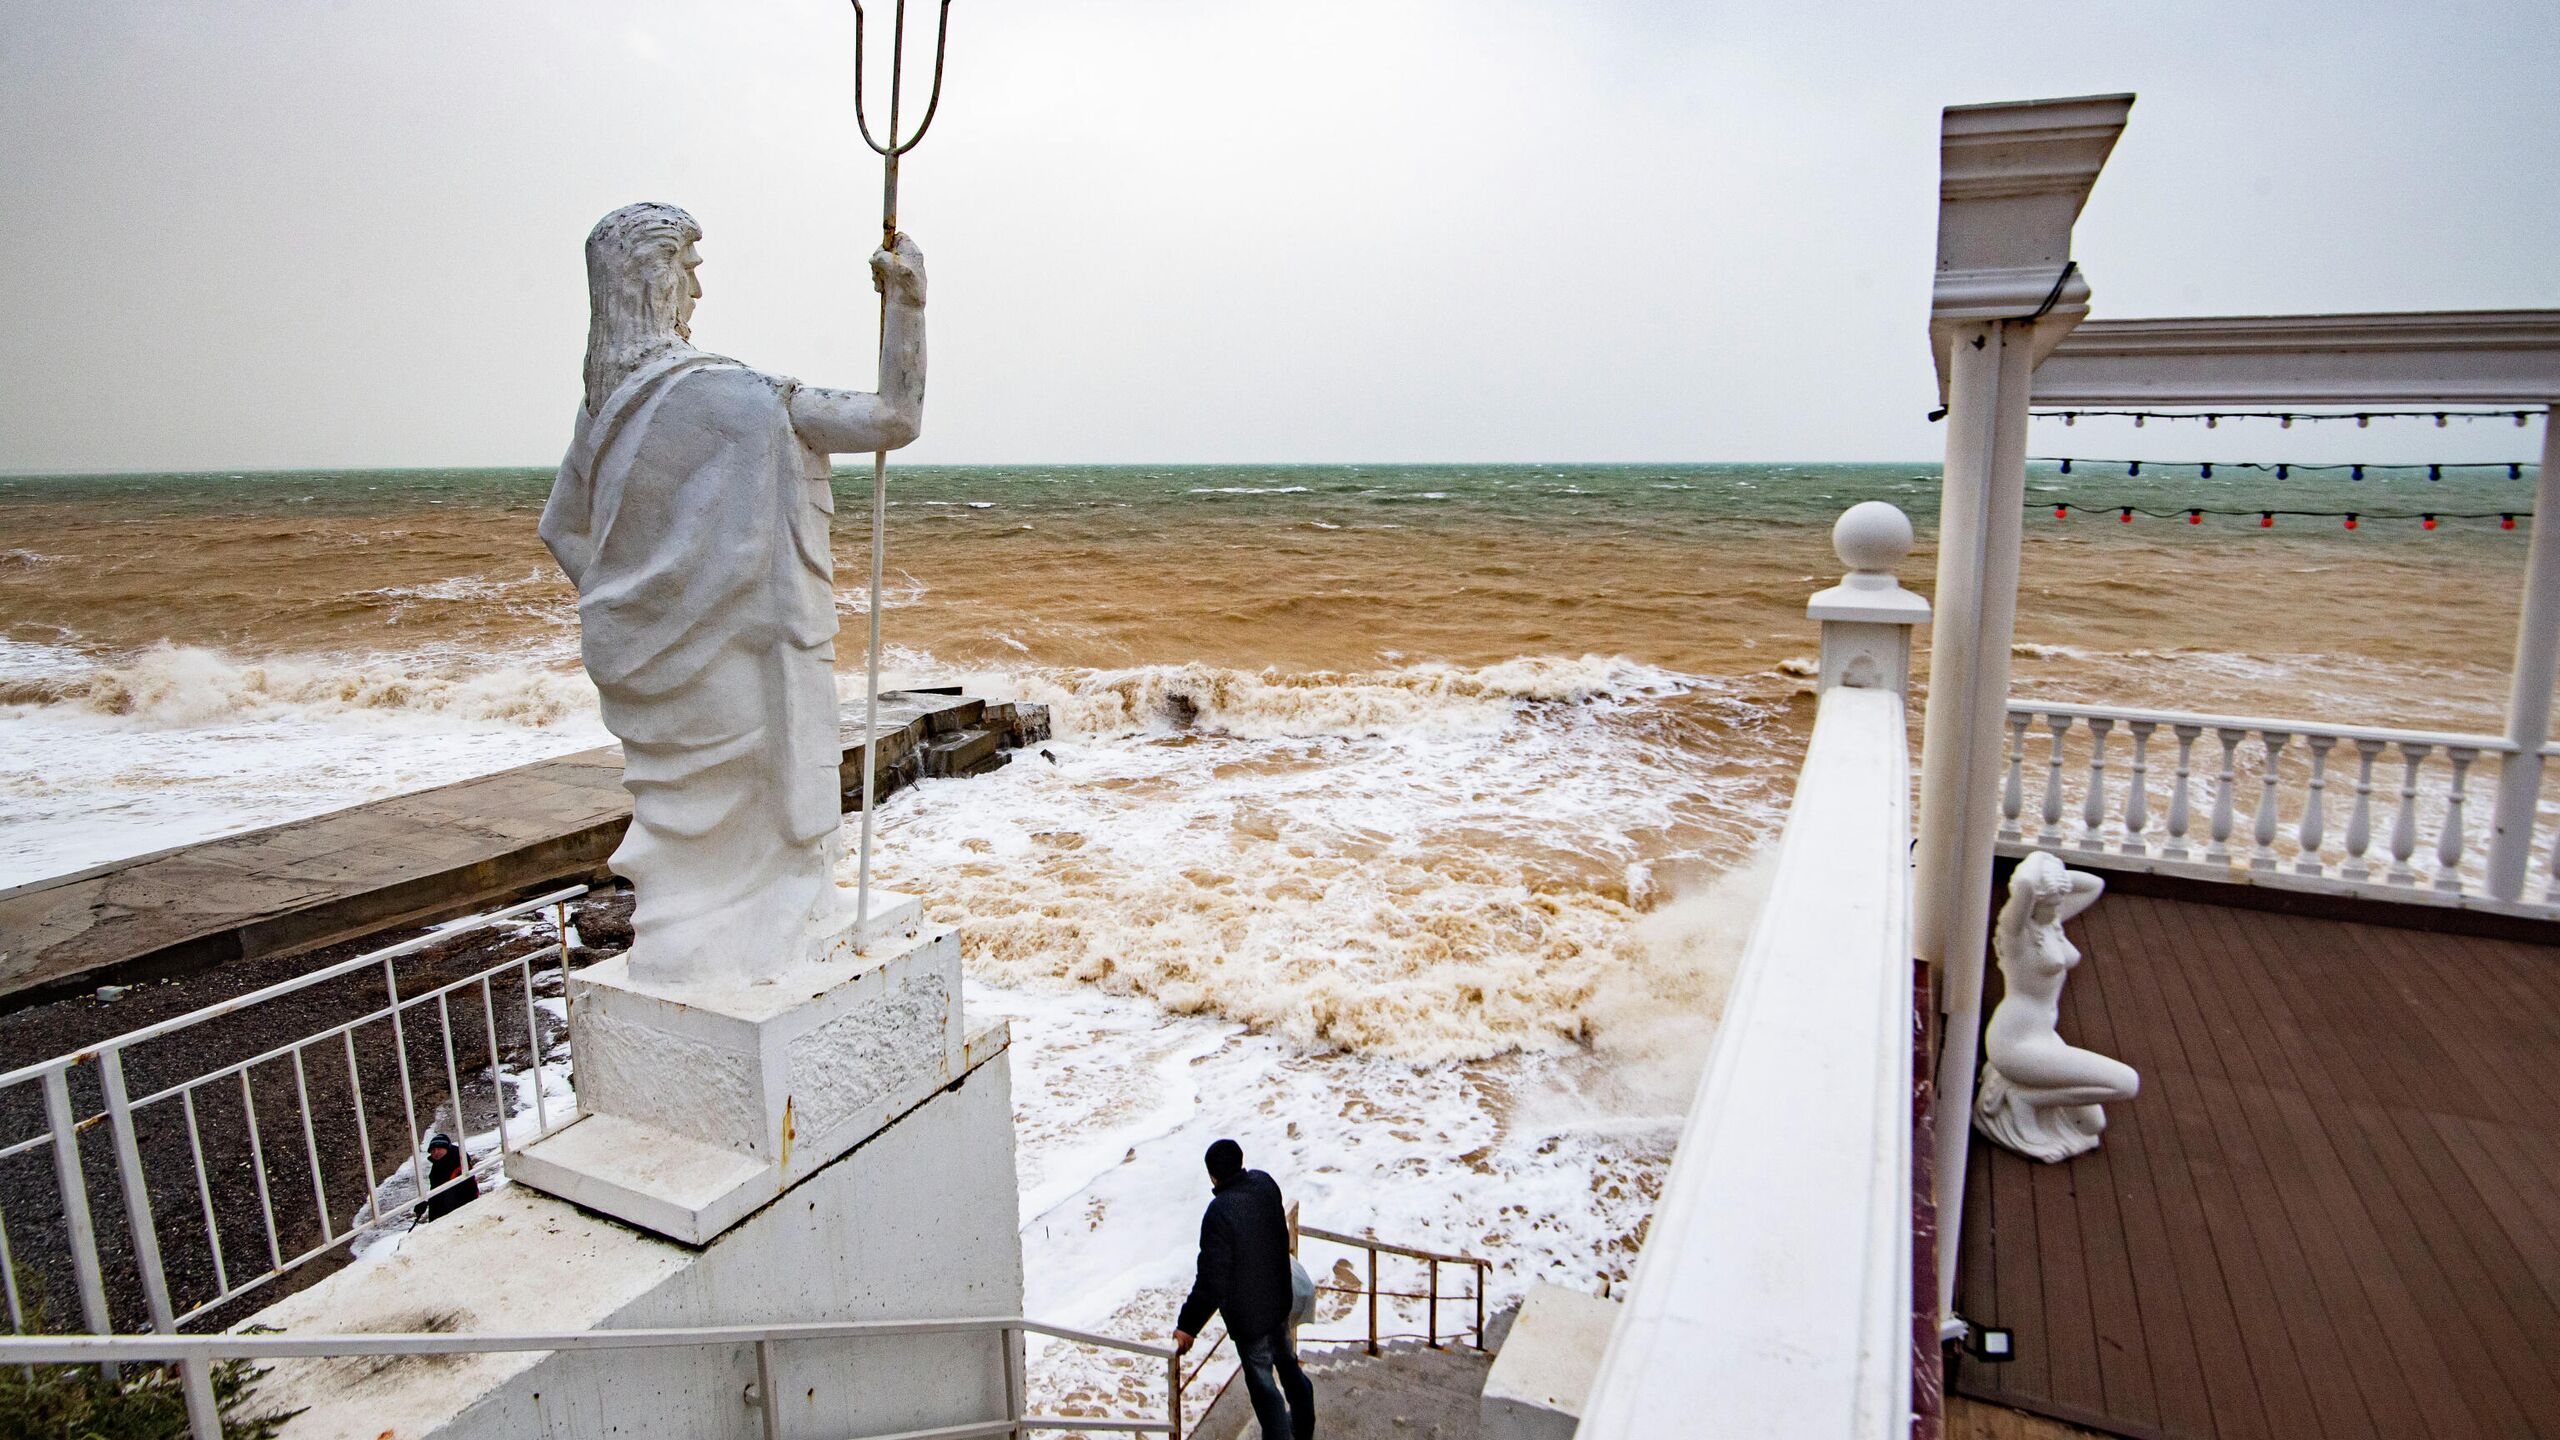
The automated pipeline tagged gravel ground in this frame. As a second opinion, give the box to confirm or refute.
[0,887,634,1334]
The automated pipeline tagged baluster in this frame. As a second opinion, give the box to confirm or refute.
[2388,743,2432,887]
[2039,714,2074,847]
[2251,731,2291,870]
[2434,746,2479,893]
[2343,739,2385,881]
[2206,727,2245,865]
[2119,722,2156,856]
[2164,724,2202,860]
[2078,717,2115,851]
[2293,735,2337,876]
[2000,712,2031,842]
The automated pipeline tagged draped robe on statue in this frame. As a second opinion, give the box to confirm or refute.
[541,347,850,986]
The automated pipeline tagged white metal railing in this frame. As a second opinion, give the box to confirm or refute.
[1581,505,1922,1438]
[2000,700,2560,910]
[0,886,585,1430]
[0,1314,1182,1440]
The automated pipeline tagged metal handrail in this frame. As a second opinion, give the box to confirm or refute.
[1173,1212,1500,1435]
[0,885,587,1089]
[0,885,589,1435]
[1291,1217,1494,1357]
[0,1313,1181,1440]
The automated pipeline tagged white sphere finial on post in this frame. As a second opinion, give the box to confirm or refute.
[1808,501,1930,694]
[1834,499,1916,577]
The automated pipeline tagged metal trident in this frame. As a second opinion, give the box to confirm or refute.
[848,0,952,939]
[853,0,953,251]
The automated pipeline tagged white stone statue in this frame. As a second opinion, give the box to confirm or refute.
[1974,851,2140,1162]
[541,202,926,987]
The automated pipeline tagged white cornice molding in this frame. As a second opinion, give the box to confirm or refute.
[2031,311,2560,405]
[1939,94,2139,209]
[1932,94,2134,399]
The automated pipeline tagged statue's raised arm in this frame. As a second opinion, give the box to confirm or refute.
[539,202,929,988]
[790,235,928,454]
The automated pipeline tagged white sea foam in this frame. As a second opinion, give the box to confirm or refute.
[1186,486,1313,495]
[3,631,1775,1423]
[987,853,1768,1418]
[848,655,1777,1061]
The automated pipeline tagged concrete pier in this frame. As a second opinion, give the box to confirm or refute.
[0,690,1047,1009]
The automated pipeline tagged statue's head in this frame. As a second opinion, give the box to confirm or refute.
[582,202,703,414]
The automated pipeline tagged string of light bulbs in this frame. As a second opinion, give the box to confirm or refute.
[2038,458,2531,481]
[2034,408,2541,428]
[2036,501,2531,531]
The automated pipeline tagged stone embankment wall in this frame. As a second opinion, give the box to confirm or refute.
[0,690,1050,1009]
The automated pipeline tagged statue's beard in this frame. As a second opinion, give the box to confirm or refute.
[672,314,692,344]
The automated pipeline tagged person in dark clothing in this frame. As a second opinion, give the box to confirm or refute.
[414,1133,479,1223]
[1174,1139,1313,1440]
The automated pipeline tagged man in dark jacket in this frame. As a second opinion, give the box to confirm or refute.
[1174,1139,1313,1440]
[414,1133,479,1223]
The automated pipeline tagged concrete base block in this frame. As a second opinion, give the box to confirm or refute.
[509,891,968,1244]
[1480,1283,1621,1440]
[250,1025,1023,1440]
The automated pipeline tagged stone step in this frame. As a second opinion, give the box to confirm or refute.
[921,727,1003,778]
[1197,1340,1496,1440]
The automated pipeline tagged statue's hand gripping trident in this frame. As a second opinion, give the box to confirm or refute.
[848,0,952,938]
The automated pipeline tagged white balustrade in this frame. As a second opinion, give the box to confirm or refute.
[2119,721,2155,857]
[2076,717,2114,851]
[1582,504,1922,1439]
[2294,736,2336,878]
[2207,728,2243,865]
[1999,700,2558,914]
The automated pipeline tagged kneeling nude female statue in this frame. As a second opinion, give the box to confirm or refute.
[1975,851,2141,1163]
[541,203,925,987]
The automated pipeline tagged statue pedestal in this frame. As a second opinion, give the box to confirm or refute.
[509,891,973,1244]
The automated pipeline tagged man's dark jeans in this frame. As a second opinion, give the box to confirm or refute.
[1233,1329,1314,1440]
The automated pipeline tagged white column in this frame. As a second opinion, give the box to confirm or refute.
[1916,316,2037,1325]
[2484,407,2560,901]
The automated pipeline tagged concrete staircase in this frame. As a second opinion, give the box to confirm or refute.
[1195,1332,1509,1440]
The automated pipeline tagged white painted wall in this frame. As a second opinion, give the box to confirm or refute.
[250,1042,1023,1440]
[1576,683,1916,1439]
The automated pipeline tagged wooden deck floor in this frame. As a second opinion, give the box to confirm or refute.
[1949,888,2560,1440]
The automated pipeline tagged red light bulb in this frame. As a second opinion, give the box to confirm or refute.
[2119,508,2133,524]
[2423,515,2438,531]
[2188,510,2202,525]
[2344,515,2359,530]
[2260,513,2274,528]
[2054,505,2068,519]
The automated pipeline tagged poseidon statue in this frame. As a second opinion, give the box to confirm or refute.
[541,202,926,987]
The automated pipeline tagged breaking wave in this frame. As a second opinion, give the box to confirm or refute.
[1015,654,1696,742]
[862,654,1783,1061]
[0,643,599,728]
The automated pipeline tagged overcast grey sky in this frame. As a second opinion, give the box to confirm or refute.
[3,1,2555,471]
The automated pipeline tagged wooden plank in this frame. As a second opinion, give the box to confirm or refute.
[2201,903,2464,1440]
[1990,1024,2055,1408]
[2079,894,2275,1440]
[2234,910,2537,1437]
[2160,903,2381,1440]
[2043,902,2162,1436]
[2110,893,2314,1440]
[1954,1086,2008,1405]
[1954,884,2560,1440]
[2323,918,2560,1423]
